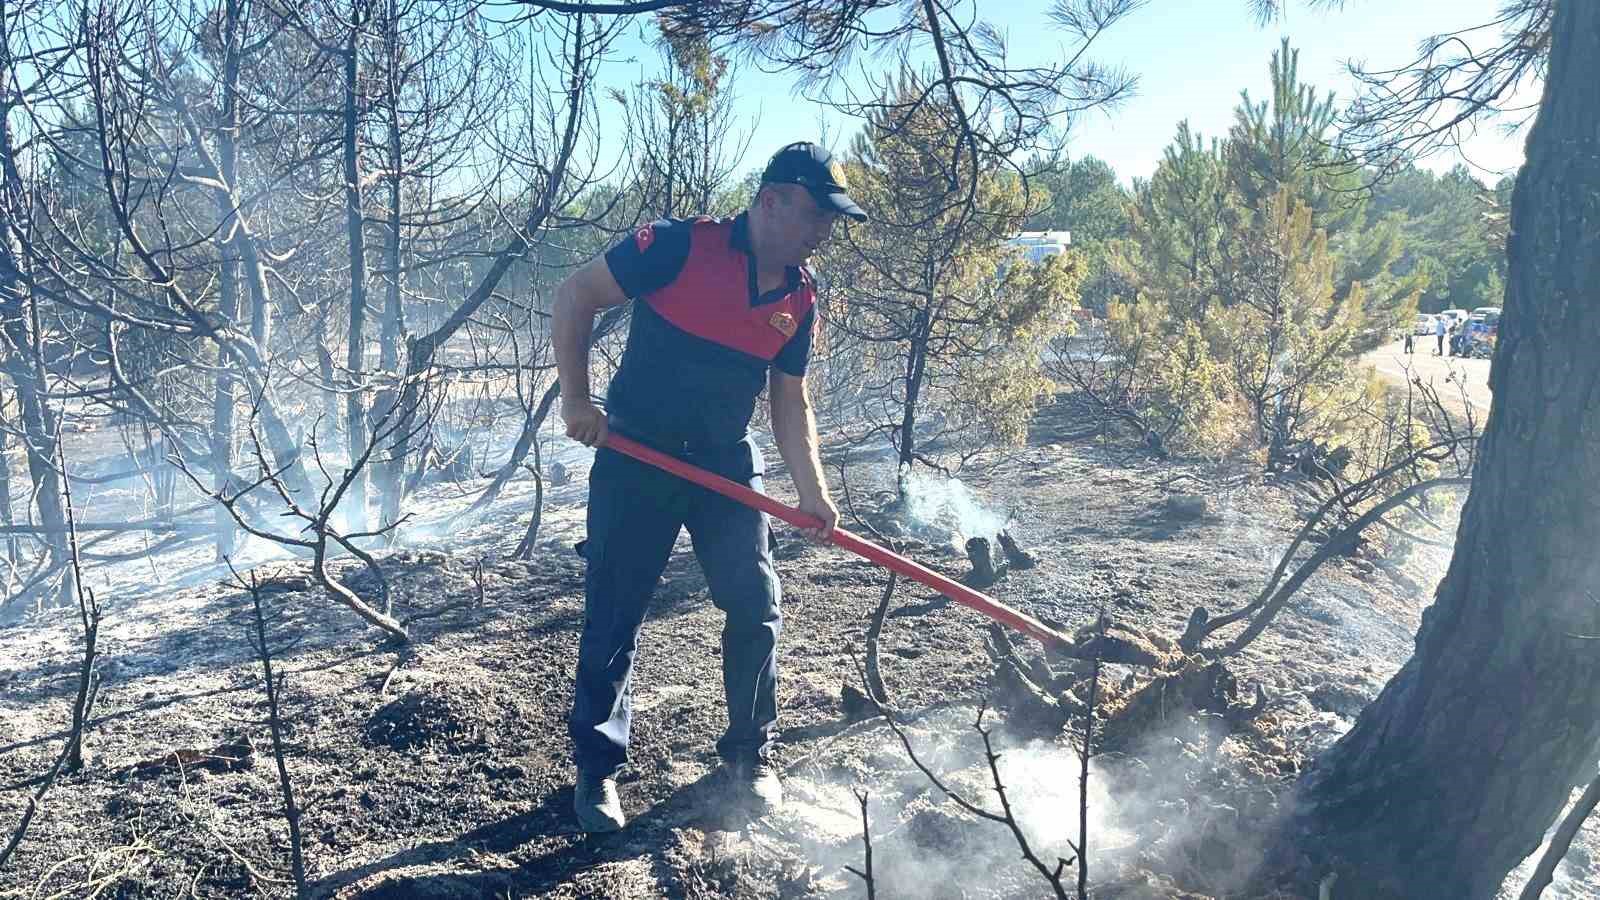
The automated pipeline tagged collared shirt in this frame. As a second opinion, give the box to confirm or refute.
[600,213,817,448]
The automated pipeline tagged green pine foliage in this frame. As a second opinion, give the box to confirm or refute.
[812,73,1085,466]
[1079,39,1491,471]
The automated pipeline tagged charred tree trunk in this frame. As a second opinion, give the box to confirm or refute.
[1268,5,1600,897]
[0,388,15,570]
[897,308,930,471]
[0,289,68,604]
[0,259,66,602]
[0,21,67,603]
[209,0,244,561]
[375,17,589,536]
[341,2,371,534]
[374,0,405,529]
[315,309,340,440]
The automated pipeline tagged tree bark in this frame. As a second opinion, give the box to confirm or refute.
[209,0,244,561]
[0,292,68,604]
[1268,5,1600,897]
[342,1,371,534]
[897,307,930,470]
[374,0,405,529]
[0,387,15,570]
[0,10,68,604]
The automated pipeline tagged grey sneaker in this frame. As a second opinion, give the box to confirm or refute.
[727,758,784,814]
[574,772,625,833]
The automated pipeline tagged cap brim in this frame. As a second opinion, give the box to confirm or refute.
[813,188,868,222]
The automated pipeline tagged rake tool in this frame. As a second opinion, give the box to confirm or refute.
[602,433,1077,654]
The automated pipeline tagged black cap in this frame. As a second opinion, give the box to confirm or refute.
[760,142,867,222]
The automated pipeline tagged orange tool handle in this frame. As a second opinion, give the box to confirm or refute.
[601,433,1072,652]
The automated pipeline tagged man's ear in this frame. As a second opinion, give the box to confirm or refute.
[760,184,795,211]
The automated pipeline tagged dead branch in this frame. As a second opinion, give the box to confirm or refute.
[854,652,1077,899]
[56,441,100,775]
[461,305,626,523]
[0,441,102,871]
[1217,477,1471,657]
[843,789,877,900]
[513,437,545,561]
[1076,612,1104,900]
[234,563,308,897]
[983,623,1077,734]
[837,461,898,708]
[1518,770,1600,900]
[1180,437,1474,653]
[173,395,411,643]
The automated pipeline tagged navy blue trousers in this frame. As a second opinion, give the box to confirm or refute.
[569,437,781,777]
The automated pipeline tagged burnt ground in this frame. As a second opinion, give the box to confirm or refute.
[2,392,1596,899]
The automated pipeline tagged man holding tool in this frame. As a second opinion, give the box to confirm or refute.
[551,142,866,833]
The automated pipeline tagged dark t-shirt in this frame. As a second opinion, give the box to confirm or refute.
[599,214,817,449]
[604,216,814,375]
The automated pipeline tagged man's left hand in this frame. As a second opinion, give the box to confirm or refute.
[795,493,838,544]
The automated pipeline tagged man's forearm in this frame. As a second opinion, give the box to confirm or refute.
[772,392,828,502]
[552,283,595,406]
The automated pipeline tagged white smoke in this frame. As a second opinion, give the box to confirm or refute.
[778,709,1138,897]
[898,463,1008,544]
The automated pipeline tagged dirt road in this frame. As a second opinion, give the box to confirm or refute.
[1367,337,1495,416]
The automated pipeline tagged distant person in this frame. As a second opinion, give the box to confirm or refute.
[1434,315,1447,356]
[550,142,864,833]
[1403,328,1414,355]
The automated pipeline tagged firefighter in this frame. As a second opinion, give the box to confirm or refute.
[550,143,866,832]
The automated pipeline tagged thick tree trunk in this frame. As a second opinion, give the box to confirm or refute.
[1268,5,1600,897]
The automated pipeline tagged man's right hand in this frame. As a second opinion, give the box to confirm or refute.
[564,399,609,448]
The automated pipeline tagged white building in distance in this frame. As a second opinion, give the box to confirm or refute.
[1006,230,1072,263]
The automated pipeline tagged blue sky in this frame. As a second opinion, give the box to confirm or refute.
[595,0,1531,186]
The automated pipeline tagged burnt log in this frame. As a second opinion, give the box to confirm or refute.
[984,624,1080,734]
[964,536,1005,587]
[997,530,1038,569]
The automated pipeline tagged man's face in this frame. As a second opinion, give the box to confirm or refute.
[766,185,842,266]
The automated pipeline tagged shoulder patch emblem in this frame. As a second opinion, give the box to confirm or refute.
[769,311,798,338]
[634,224,655,251]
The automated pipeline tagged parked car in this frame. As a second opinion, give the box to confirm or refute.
[1453,310,1500,356]
[1461,325,1496,359]
[1413,313,1436,335]
[1471,306,1502,335]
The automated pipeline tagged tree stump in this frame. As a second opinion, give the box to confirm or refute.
[965,536,1005,587]
[997,530,1038,569]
